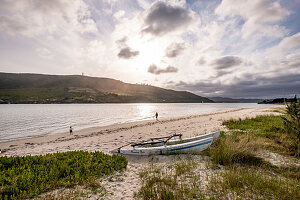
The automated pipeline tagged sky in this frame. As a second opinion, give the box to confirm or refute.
[0,0,300,99]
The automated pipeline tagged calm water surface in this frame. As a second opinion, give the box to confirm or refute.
[0,103,280,142]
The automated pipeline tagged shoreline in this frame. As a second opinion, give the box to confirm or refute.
[0,106,285,200]
[0,107,281,156]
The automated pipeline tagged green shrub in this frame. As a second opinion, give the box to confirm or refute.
[0,151,127,199]
[282,97,300,156]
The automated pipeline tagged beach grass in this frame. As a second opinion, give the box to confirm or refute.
[0,151,127,199]
[134,159,205,200]
[204,131,265,166]
[223,115,299,156]
[209,165,300,200]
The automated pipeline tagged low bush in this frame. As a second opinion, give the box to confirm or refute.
[0,151,127,199]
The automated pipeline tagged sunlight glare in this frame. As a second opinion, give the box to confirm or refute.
[137,104,155,119]
[127,36,166,70]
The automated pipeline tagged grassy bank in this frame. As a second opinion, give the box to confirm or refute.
[0,151,127,199]
[136,113,300,200]
[223,115,299,156]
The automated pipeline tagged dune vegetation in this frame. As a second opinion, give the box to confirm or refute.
[0,151,127,199]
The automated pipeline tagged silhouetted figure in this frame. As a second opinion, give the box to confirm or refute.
[155,112,158,120]
[69,126,73,135]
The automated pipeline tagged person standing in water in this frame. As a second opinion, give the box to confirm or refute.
[155,112,158,120]
[69,126,73,135]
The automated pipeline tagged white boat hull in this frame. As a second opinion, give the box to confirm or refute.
[150,131,220,147]
[119,137,213,155]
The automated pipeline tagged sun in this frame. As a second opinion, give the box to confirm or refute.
[127,36,167,71]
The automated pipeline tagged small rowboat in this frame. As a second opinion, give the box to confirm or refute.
[114,131,220,155]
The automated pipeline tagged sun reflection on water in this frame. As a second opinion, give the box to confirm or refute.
[137,104,156,119]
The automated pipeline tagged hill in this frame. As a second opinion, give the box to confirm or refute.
[208,97,263,103]
[0,72,213,104]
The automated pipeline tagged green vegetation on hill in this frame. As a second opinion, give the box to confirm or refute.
[0,151,127,199]
[0,72,213,103]
[258,95,299,104]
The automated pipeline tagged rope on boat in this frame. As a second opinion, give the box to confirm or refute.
[114,133,182,153]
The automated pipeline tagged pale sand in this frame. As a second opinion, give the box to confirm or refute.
[0,107,281,199]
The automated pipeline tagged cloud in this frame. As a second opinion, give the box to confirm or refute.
[0,0,97,37]
[169,72,300,98]
[148,64,178,75]
[36,48,53,59]
[116,36,128,46]
[197,57,206,65]
[279,52,300,68]
[215,0,290,39]
[118,47,139,59]
[278,32,300,50]
[141,2,193,36]
[263,32,300,66]
[210,56,243,69]
[165,43,186,58]
[116,36,139,59]
[113,10,125,20]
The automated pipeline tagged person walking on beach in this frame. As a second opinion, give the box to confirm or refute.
[155,112,158,120]
[69,126,73,135]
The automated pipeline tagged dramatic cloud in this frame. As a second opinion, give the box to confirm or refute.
[118,47,139,59]
[211,56,243,69]
[142,2,193,36]
[170,72,300,98]
[165,43,186,58]
[148,64,178,75]
[215,0,290,39]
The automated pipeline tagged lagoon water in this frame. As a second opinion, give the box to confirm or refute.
[0,103,280,142]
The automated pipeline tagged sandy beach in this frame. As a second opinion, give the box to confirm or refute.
[0,107,281,199]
